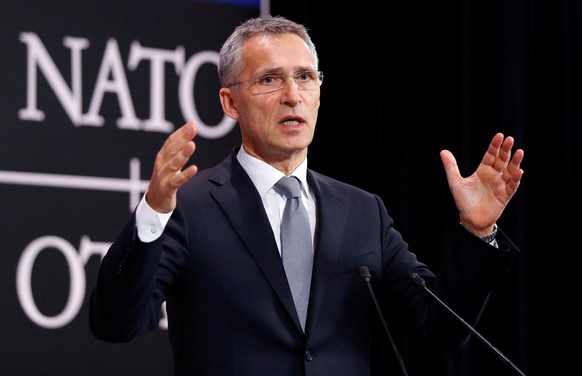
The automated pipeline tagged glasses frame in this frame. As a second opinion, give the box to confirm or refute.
[227,70,324,94]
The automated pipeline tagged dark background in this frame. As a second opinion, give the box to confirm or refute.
[270,0,579,375]
[0,1,257,375]
[0,0,578,375]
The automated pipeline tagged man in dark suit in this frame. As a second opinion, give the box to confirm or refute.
[89,15,525,376]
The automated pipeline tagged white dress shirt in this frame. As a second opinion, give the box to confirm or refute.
[135,146,316,255]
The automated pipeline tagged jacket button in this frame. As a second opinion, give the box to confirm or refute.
[304,351,313,361]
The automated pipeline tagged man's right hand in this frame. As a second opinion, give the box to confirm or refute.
[145,121,199,213]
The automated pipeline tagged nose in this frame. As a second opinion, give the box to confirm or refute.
[279,77,302,104]
[282,75,300,91]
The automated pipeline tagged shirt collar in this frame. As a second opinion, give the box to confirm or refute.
[236,145,310,198]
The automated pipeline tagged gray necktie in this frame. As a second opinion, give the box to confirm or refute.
[275,176,313,330]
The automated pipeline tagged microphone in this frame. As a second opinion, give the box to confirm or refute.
[359,266,409,376]
[410,273,526,376]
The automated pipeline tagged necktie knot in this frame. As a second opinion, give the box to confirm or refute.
[275,176,302,199]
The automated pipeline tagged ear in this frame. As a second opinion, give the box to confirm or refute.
[219,88,240,120]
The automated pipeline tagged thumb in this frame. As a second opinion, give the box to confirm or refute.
[440,149,461,187]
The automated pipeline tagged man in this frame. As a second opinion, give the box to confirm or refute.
[89,15,525,376]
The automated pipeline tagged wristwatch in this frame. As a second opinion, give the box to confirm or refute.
[480,224,498,243]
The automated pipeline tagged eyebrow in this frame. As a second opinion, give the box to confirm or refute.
[254,66,314,76]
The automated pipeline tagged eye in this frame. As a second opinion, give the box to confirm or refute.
[257,74,285,86]
[295,71,316,82]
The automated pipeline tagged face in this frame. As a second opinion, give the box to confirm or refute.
[219,33,320,170]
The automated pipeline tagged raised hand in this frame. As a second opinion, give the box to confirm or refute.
[440,133,524,237]
[145,121,199,213]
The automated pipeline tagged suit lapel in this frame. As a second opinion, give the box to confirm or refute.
[304,171,350,334]
[205,155,350,335]
[209,153,302,332]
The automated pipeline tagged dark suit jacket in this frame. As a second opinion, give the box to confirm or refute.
[89,147,519,376]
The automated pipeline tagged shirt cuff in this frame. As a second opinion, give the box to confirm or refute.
[135,194,172,243]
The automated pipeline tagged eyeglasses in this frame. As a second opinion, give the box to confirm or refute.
[227,70,324,94]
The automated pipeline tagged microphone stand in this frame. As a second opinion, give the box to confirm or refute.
[410,273,526,376]
[359,266,409,376]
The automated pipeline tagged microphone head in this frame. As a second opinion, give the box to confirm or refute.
[359,266,372,281]
[410,273,426,287]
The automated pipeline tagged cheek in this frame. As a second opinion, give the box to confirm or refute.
[235,98,259,121]
[308,96,321,119]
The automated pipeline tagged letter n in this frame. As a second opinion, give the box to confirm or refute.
[18,32,89,125]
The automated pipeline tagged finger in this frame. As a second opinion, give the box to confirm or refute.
[494,136,515,170]
[440,149,461,187]
[502,148,524,182]
[163,121,197,158]
[481,133,504,168]
[177,120,197,142]
[159,122,197,168]
[166,136,196,175]
[169,164,198,189]
[505,168,523,196]
[172,120,197,141]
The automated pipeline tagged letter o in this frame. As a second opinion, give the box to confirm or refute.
[178,50,237,139]
[16,235,86,329]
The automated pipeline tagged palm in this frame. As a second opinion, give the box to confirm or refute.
[441,133,524,233]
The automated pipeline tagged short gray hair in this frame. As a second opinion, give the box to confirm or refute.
[218,15,319,88]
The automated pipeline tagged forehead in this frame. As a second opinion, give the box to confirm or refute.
[241,33,315,73]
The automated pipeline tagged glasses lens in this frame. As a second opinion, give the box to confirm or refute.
[294,71,322,90]
[250,71,323,94]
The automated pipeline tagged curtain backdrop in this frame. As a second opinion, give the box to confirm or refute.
[271,1,579,375]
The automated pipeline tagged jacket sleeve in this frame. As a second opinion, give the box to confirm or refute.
[88,213,168,342]
[374,192,521,351]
